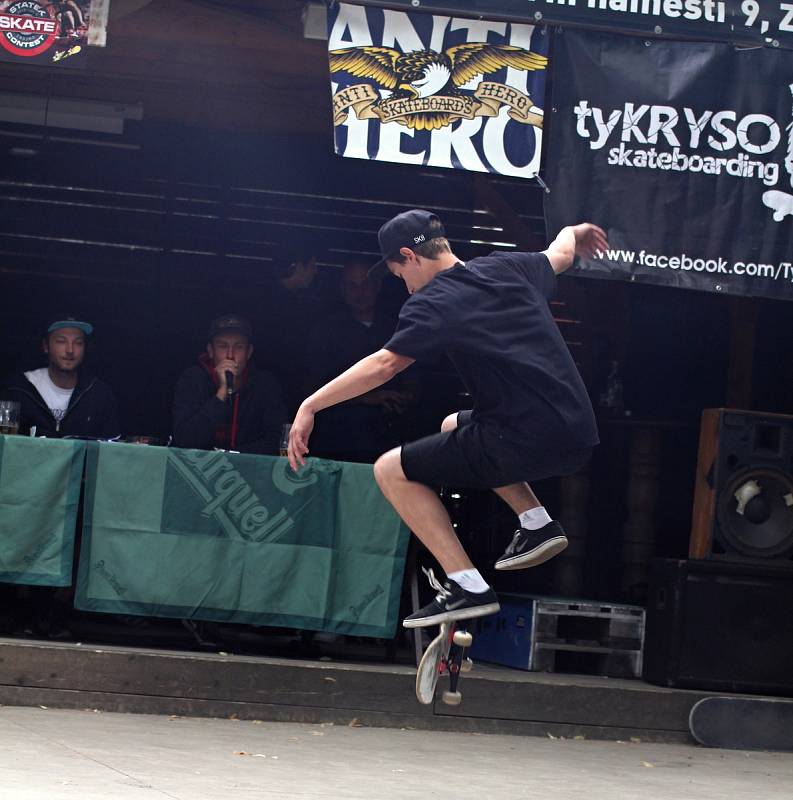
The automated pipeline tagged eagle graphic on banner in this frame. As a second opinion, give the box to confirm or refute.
[330,43,547,131]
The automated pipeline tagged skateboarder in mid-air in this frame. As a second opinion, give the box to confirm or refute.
[288,210,608,627]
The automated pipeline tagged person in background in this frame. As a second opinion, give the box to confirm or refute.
[303,257,415,462]
[1,313,119,638]
[172,314,286,454]
[254,237,334,415]
[2,313,119,439]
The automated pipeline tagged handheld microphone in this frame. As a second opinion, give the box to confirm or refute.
[225,370,235,397]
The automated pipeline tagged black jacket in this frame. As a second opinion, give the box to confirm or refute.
[3,370,120,439]
[172,361,287,455]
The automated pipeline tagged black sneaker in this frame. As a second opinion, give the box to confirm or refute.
[403,569,500,628]
[494,521,568,570]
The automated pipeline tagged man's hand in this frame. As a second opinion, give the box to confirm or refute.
[288,403,314,471]
[286,349,414,469]
[544,223,609,274]
[214,359,240,400]
[571,223,609,259]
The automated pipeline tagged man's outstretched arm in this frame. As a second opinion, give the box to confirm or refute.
[543,223,609,275]
[287,348,414,469]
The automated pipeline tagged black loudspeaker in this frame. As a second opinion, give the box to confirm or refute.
[690,409,793,566]
[643,558,793,696]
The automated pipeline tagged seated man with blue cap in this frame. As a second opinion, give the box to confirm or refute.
[2,314,120,439]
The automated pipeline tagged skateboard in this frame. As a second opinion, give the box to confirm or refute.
[689,696,793,752]
[415,621,473,706]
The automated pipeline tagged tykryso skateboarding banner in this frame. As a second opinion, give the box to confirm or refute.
[328,2,548,178]
[545,29,793,301]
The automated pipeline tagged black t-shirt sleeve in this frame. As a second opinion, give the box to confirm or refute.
[504,251,557,298]
[383,292,449,360]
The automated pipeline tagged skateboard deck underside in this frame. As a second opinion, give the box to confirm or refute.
[689,697,793,751]
[416,623,451,705]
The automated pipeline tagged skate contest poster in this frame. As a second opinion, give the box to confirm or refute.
[0,0,94,67]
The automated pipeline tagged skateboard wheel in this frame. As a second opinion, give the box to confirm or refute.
[453,630,473,647]
[461,657,473,673]
[442,690,462,706]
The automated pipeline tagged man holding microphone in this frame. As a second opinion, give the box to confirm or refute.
[172,314,287,454]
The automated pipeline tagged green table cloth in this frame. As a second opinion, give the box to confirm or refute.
[0,435,85,586]
[76,444,410,637]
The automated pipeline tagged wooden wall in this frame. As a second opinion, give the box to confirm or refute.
[0,0,333,134]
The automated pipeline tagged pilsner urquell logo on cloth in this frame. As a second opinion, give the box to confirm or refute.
[166,449,297,544]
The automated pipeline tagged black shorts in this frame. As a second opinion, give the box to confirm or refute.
[400,410,592,489]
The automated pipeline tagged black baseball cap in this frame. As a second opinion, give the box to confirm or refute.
[369,209,445,278]
[45,314,93,336]
[207,314,252,341]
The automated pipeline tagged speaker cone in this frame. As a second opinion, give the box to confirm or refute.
[716,468,793,558]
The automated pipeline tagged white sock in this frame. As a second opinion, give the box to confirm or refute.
[519,506,552,530]
[447,568,490,594]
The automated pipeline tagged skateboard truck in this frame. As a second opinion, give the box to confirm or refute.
[416,622,474,706]
[442,628,473,706]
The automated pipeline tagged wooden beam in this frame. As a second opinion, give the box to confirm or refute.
[471,174,541,251]
[726,296,759,409]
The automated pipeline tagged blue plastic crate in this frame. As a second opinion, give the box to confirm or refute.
[470,594,645,676]
[470,595,540,671]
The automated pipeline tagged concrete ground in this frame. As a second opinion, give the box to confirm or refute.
[1,705,790,800]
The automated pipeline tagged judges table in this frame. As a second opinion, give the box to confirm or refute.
[0,435,410,638]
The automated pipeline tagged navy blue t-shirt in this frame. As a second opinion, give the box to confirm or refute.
[384,251,599,452]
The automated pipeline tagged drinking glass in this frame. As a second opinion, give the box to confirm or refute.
[279,423,291,457]
[0,400,21,436]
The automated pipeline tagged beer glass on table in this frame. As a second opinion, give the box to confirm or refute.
[279,423,291,458]
[0,400,20,436]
